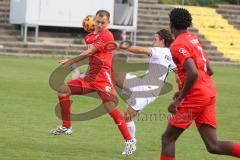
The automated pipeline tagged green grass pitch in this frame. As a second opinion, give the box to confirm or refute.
[0,56,239,160]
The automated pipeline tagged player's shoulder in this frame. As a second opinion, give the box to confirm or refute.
[85,32,92,39]
[170,43,191,58]
[105,29,113,35]
[101,29,114,37]
[84,32,95,43]
[171,40,185,53]
[98,29,114,41]
[170,32,193,51]
[170,43,187,51]
[150,47,171,58]
[173,32,196,44]
[151,47,170,55]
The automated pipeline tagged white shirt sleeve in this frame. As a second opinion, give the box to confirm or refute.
[149,47,177,72]
[150,47,160,59]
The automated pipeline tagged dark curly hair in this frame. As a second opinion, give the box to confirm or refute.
[169,8,192,30]
[156,29,174,48]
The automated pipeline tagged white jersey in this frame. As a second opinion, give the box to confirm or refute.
[148,47,176,80]
[123,47,176,111]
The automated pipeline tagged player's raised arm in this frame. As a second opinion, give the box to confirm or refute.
[120,44,151,56]
[59,46,97,67]
[74,46,98,61]
[119,29,173,57]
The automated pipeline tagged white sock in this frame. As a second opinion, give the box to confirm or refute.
[127,121,136,139]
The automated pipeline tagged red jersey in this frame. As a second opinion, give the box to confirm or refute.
[170,32,217,100]
[84,29,114,82]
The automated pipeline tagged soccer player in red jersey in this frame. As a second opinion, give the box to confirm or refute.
[160,8,240,160]
[50,10,135,155]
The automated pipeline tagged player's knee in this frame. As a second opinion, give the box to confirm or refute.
[161,132,178,146]
[125,110,137,122]
[161,134,169,146]
[161,133,172,146]
[58,85,71,95]
[124,111,131,122]
[125,107,137,122]
[103,102,116,113]
[206,144,220,154]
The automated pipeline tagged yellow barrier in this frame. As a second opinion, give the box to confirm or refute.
[176,6,240,62]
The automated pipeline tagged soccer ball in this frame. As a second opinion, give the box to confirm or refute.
[82,15,95,32]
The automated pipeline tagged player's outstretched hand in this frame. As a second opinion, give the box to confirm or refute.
[168,101,178,113]
[119,41,132,50]
[59,58,73,67]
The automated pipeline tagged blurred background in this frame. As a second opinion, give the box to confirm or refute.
[0,0,239,63]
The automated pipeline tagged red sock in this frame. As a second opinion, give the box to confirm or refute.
[232,143,240,158]
[58,96,71,128]
[109,108,132,141]
[160,156,175,160]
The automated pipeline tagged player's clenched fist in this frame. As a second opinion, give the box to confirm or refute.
[168,97,183,114]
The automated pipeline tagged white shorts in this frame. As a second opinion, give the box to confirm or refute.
[123,73,160,111]
[127,96,158,111]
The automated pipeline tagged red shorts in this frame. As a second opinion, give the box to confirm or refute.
[67,74,115,103]
[169,97,216,129]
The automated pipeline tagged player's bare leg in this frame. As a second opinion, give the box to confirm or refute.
[50,84,73,135]
[112,71,136,137]
[57,84,72,96]
[125,106,138,122]
[198,124,240,157]
[160,124,184,159]
[112,71,126,89]
[104,101,136,155]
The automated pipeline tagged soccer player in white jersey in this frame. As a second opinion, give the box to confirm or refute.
[113,29,176,155]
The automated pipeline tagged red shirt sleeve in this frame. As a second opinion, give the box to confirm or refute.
[170,44,193,66]
[93,31,113,52]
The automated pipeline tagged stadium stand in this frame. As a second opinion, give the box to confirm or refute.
[217,4,240,30]
[136,2,230,62]
[0,0,239,62]
[185,6,240,62]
